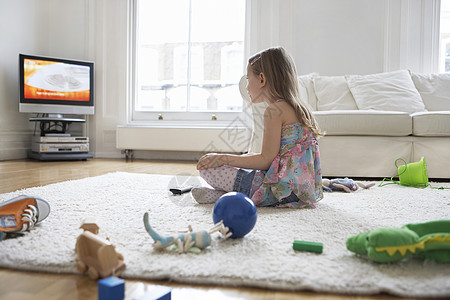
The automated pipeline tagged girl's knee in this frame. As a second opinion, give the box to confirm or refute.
[198,169,207,177]
[198,168,216,185]
[199,166,239,184]
[198,168,214,178]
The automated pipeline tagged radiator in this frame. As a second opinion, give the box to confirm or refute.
[116,126,252,153]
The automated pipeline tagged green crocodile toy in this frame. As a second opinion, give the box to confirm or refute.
[346,220,450,263]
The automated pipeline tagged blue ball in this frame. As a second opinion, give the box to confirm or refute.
[212,192,257,238]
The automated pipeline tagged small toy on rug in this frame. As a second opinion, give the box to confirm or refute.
[322,177,375,193]
[293,240,323,254]
[143,212,231,254]
[379,157,450,190]
[0,195,50,241]
[212,192,258,238]
[346,219,450,263]
[75,221,126,279]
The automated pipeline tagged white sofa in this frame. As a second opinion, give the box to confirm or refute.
[239,70,450,179]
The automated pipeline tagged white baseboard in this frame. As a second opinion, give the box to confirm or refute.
[0,130,32,160]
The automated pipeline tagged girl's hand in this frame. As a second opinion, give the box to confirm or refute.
[197,153,227,170]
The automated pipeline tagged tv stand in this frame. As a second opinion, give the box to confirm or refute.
[29,116,86,122]
[28,116,92,161]
[29,114,86,136]
[28,151,93,161]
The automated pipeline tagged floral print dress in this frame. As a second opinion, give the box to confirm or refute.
[249,123,323,208]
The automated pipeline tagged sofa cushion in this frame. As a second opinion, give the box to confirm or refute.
[411,111,450,136]
[298,85,310,108]
[313,76,358,111]
[298,73,319,110]
[411,73,450,111]
[313,110,412,136]
[346,70,426,114]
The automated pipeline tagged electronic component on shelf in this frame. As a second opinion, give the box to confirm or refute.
[32,142,89,153]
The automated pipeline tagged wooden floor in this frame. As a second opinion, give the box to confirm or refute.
[0,158,399,300]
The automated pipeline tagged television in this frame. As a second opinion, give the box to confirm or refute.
[19,54,95,117]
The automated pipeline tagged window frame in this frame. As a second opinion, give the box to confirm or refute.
[127,0,252,128]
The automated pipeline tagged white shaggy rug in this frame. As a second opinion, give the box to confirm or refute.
[0,172,449,298]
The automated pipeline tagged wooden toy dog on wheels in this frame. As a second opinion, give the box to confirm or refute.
[75,220,126,280]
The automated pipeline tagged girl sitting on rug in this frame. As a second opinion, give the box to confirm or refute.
[192,46,324,208]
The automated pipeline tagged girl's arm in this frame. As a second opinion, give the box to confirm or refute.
[197,106,282,170]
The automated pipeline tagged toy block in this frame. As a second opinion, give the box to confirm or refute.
[135,285,172,300]
[293,240,323,253]
[98,276,125,300]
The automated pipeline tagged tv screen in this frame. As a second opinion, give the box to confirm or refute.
[19,54,95,115]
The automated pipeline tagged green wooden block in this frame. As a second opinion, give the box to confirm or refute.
[293,240,323,253]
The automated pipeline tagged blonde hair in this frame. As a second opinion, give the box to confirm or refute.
[248,47,323,138]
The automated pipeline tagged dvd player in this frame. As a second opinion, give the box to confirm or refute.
[32,143,89,153]
[32,136,89,143]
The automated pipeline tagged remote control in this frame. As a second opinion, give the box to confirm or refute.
[170,186,193,195]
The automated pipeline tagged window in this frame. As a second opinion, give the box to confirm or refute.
[131,0,248,126]
[440,0,450,72]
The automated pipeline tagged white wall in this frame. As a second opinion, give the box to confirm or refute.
[0,0,91,159]
[250,0,439,76]
[0,0,50,159]
[0,0,440,160]
[250,0,385,75]
[293,0,385,75]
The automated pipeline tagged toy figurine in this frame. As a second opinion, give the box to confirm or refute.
[143,212,231,254]
[346,220,450,263]
[75,221,125,279]
[323,178,375,192]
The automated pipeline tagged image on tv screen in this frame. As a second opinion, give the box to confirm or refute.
[23,58,91,102]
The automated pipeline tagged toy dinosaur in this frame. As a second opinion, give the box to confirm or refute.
[143,212,231,254]
[323,177,375,193]
[346,220,450,263]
